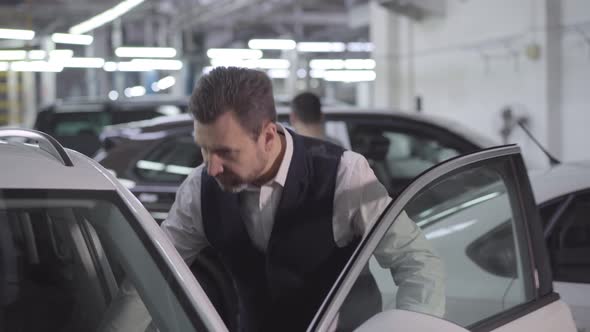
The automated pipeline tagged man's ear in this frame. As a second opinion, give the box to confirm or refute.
[261,122,278,152]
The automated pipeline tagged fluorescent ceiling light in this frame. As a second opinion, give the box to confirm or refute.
[51,33,93,45]
[108,90,119,100]
[248,39,296,50]
[116,61,152,72]
[309,69,326,79]
[10,61,64,72]
[202,66,214,74]
[124,85,146,98]
[323,70,376,82]
[297,42,346,53]
[309,59,345,70]
[152,75,175,91]
[0,50,27,60]
[310,59,376,70]
[206,48,262,60]
[210,58,289,69]
[0,62,8,71]
[344,59,376,70]
[49,49,74,60]
[25,49,74,60]
[103,61,118,71]
[69,0,145,34]
[347,42,374,52]
[115,46,177,58]
[27,50,46,60]
[267,69,290,79]
[0,28,35,40]
[58,57,105,68]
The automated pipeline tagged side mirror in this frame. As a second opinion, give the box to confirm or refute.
[355,310,469,332]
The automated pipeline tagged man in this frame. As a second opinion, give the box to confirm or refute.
[161,67,444,331]
[290,91,341,145]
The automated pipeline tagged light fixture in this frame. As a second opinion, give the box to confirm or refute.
[124,85,146,97]
[108,90,119,100]
[206,48,263,60]
[309,59,345,70]
[0,28,35,40]
[27,50,46,60]
[344,59,375,70]
[0,62,8,71]
[210,58,289,70]
[51,33,94,45]
[69,0,145,34]
[115,46,177,58]
[309,59,376,70]
[296,42,346,53]
[153,75,176,91]
[0,50,27,61]
[323,70,376,82]
[248,39,296,50]
[10,61,64,72]
[48,49,74,60]
[103,61,118,71]
[60,57,105,68]
[347,42,374,52]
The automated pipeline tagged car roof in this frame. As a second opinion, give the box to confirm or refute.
[0,140,117,191]
[101,106,498,148]
[529,161,590,204]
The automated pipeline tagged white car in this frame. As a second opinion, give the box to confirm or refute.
[0,129,576,332]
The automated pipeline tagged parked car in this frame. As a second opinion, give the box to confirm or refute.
[0,128,576,331]
[33,96,188,157]
[96,108,498,222]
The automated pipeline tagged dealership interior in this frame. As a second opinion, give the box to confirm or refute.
[0,1,589,332]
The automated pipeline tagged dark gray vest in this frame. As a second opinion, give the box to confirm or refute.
[201,130,359,331]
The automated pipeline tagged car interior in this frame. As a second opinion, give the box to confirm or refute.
[0,201,237,332]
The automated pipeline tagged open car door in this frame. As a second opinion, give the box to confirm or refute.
[309,145,576,332]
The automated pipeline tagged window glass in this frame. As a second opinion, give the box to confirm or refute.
[0,192,197,332]
[544,192,590,283]
[330,162,535,330]
[347,125,461,196]
[135,135,203,183]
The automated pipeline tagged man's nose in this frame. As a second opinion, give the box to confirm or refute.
[206,154,223,177]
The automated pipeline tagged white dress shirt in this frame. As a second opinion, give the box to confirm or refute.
[161,124,445,317]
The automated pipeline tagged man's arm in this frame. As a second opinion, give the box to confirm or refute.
[335,151,445,317]
[160,165,209,264]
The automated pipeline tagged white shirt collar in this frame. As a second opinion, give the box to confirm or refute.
[243,123,293,191]
[272,123,293,187]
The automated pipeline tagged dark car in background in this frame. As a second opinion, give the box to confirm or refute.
[34,96,188,156]
[96,107,497,222]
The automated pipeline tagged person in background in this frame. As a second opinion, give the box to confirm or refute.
[290,91,341,145]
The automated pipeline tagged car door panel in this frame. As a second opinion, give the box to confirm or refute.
[309,145,574,332]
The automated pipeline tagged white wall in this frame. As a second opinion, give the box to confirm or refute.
[372,0,590,165]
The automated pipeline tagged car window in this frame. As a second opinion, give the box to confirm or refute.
[347,124,461,197]
[325,157,536,331]
[543,192,590,283]
[0,191,199,332]
[134,135,203,183]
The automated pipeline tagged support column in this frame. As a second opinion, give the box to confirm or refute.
[40,38,56,106]
[544,0,563,159]
[370,2,401,110]
[21,71,36,127]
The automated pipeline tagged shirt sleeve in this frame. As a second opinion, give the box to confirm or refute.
[160,165,209,264]
[333,151,446,317]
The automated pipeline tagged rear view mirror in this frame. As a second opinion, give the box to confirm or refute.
[355,310,469,332]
